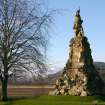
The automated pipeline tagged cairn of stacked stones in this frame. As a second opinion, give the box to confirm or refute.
[51,9,104,96]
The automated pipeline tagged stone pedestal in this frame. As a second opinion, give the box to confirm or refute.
[52,35,104,96]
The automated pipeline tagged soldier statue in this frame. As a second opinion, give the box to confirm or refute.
[73,9,84,36]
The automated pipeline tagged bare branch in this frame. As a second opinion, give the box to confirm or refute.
[0,0,55,82]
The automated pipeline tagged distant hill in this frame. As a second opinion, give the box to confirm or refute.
[46,70,62,84]
[47,62,105,84]
[6,62,105,85]
[94,62,105,70]
[94,62,105,82]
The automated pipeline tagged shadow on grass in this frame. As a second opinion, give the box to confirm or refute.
[0,95,41,105]
[8,95,41,101]
[3,101,13,105]
[95,95,105,102]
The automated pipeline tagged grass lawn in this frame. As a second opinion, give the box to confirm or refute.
[0,95,105,105]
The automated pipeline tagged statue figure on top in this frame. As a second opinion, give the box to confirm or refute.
[73,9,84,36]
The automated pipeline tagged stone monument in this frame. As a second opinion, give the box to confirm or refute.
[51,9,104,96]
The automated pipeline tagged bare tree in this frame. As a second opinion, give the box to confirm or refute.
[0,0,54,101]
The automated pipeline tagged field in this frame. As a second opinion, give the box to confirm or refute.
[0,95,105,105]
[0,85,54,97]
[0,85,105,105]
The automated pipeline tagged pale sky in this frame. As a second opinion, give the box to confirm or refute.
[46,0,105,69]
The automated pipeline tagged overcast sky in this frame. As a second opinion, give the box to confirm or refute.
[45,0,105,68]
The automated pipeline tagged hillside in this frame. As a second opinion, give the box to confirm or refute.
[47,62,105,84]
[5,62,105,85]
[94,62,105,70]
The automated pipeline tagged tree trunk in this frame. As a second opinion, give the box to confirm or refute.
[1,79,8,101]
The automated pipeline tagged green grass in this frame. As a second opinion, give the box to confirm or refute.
[0,95,105,105]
